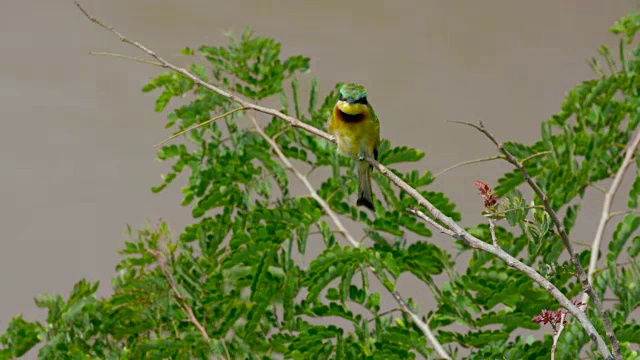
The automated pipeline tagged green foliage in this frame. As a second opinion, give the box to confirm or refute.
[3,14,640,360]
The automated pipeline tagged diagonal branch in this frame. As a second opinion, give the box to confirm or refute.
[551,312,566,360]
[148,244,210,342]
[582,129,640,305]
[155,107,247,147]
[433,155,504,179]
[450,120,622,360]
[74,4,612,359]
[406,208,611,359]
[488,218,499,248]
[89,51,165,67]
[248,113,451,359]
[74,2,330,143]
[247,113,357,246]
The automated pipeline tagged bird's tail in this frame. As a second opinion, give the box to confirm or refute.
[356,161,374,211]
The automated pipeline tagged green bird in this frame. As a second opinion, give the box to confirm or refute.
[328,83,381,211]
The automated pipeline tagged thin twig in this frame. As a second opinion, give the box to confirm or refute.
[74,2,331,142]
[407,207,611,359]
[248,113,356,246]
[521,150,552,164]
[154,107,247,147]
[433,155,504,178]
[553,301,588,360]
[390,290,451,360]
[89,51,165,67]
[305,165,317,178]
[450,120,621,360]
[490,205,545,217]
[589,183,609,194]
[551,312,566,360]
[248,113,451,359]
[147,246,210,342]
[608,209,640,220]
[572,241,593,248]
[74,5,612,358]
[367,308,401,322]
[594,261,632,275]
[488,218,499,248]
[583,129,640,306]
[220,339,231,360]
[271,126,292,142]
[357,231,371,244]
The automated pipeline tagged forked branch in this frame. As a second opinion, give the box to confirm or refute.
[248,113,450,359]
[450,120,622,360]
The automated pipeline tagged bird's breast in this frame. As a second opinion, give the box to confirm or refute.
[330,106,376,157]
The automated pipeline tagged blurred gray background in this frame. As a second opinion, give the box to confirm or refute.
[1,0,637,357]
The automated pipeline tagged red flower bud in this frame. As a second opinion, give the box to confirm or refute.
[474,181,498,208]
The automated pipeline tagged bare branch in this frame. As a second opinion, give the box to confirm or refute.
[433,155,504,179]
[220,339,231,360]
[551,312,566,360]
[521,150,552,165]
[89,52,165,67]
[74,4,613,358]
[608,209,640,220]
[590,183,608,194]
[583,129,640,306]
[154,107,247,147]
[451,120,621,360]
[407,208,612,359]
[488,218,499,248]
[552,302,587,360]
[148,242,210,342]
[248,113,357,246]
[74,2,330,142]
[367,308,402,322]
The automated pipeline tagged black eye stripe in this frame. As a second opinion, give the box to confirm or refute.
[339,96,368,105]
[354,97,368,105]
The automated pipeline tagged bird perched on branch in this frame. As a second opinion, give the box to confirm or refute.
[328,83,381,211]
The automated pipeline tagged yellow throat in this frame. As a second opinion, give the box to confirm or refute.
[336,100,367,115]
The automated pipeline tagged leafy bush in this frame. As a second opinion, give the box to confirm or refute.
[2,8,640,360]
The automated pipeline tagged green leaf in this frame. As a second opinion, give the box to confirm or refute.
[400,242,449,281]
[610,12,640,43]
[379,144,425,165]
[498,190,528,227]
[608,214,640,260]
[617,323,640,344]
[303,246,364,303]
[0,316,43,357]
[495,169,525,197]
[309,77,320,114]
[180,47,195,55]
[629,157,640,208]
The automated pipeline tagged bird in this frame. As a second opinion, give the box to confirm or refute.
[328,83,381,211]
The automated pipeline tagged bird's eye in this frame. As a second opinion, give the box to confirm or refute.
[355,97,368,105]
[338,94,345,101]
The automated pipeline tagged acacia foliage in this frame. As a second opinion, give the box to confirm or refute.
[2,13,640,360]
